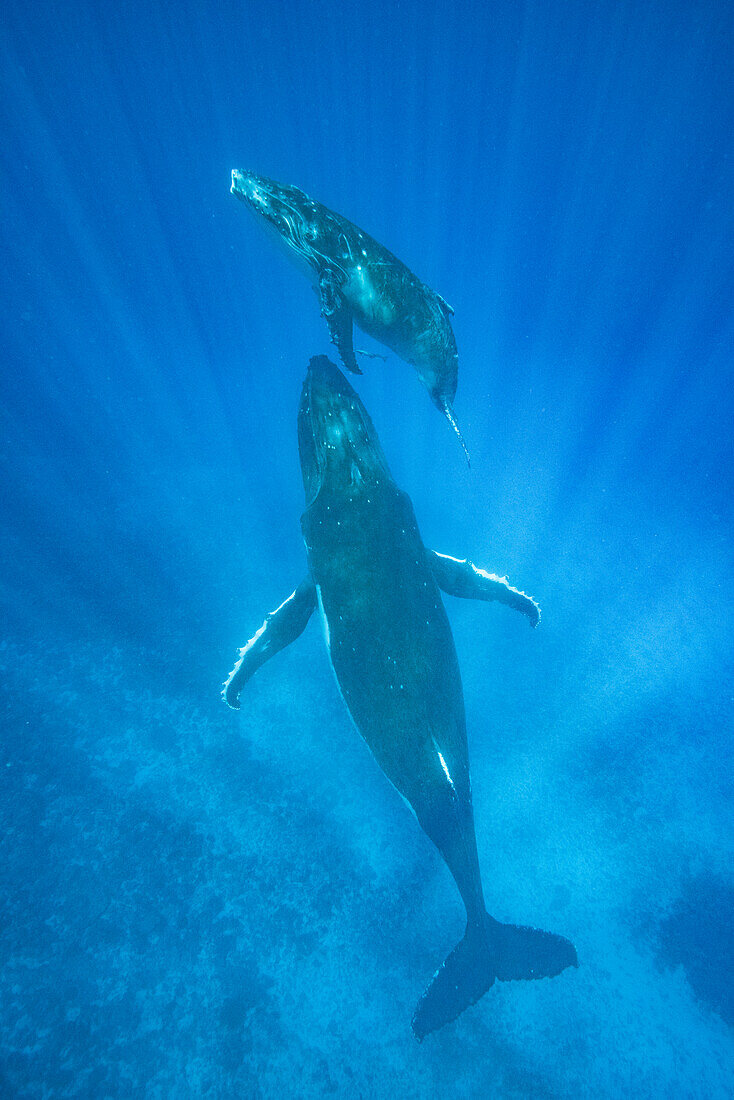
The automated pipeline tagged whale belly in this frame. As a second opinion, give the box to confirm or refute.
[345,266,399,329]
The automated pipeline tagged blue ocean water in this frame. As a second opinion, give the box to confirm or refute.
[1,0,733,1094]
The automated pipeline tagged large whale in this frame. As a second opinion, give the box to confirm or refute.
[231,170,469,461]
[223,356,576,1038]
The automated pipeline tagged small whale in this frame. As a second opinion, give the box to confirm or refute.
[231,170,469,461]
[222,356,576,1039]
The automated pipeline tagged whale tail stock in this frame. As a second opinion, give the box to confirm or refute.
[411,914,578,1041]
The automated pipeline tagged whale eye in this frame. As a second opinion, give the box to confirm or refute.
[304,226,318,241]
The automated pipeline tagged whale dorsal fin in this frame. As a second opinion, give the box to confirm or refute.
[436,292,455,316]
[318,268,362,375]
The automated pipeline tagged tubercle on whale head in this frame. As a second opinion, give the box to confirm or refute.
[231,169,302,209]
[230,170,285,227]
[298,355,394,506]
[230,169,320,271]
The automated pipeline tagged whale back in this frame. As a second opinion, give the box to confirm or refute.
[301,479,468,807]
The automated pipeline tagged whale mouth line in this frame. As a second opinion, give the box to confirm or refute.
[231,170,342,277]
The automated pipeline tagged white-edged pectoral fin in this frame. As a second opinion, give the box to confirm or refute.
[222,576,317,709]
[429,551,540,627]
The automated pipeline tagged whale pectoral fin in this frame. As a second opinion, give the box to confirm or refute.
[429,551,541,628]
[318,269,361,375]
[222,576,317,710]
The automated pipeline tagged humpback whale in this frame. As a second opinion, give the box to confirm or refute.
[231,170,469,461]
[223,357,576,1038]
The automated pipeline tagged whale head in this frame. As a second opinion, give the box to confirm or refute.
[298,355,393,506]
[231,170,322,276]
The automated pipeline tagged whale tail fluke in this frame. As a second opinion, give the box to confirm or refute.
[411,915,577,1041]
[412,920,495,1041]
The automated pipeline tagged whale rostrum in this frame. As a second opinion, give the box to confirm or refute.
[231,170,470,462]
[222,356,576,1039]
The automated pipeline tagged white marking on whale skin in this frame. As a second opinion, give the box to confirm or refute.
[431,553,540,624]
[272,590,299,616]
[222,586,304,699]
[221,621,267,698]
[315,584,331,650]
[432,736,456,792]
[436,552,511,589]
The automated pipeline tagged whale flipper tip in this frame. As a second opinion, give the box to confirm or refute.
[221,682,241,710]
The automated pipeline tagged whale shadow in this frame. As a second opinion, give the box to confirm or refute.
[655,872,734,1027]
